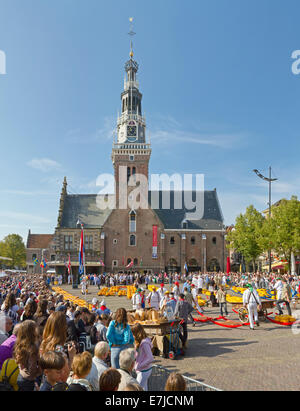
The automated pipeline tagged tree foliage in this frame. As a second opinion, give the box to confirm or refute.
[226,205,265,269]
[0,234,26,268]
[260,196,300,271]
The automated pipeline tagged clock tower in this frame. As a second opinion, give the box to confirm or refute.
[112,31,151,208]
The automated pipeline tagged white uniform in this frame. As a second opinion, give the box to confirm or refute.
[147,291,160,310]
[197,276,204,290]
[243,288,261,329]
[158,287,167,300]
[132,293,142,310]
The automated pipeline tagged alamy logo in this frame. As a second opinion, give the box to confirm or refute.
[291,50,300,75]
[96,168,205,221]
[0,50,6,74]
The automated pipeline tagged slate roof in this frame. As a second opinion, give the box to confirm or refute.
[60,194,113,229]
[59,190,224,231]
[149,190,224,230]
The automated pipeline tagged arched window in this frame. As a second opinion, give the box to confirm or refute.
[208,258,220,272]
[129,210,136,233]
[130,234,136,246]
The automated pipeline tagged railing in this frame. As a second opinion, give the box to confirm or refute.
[117,113,146,125]
[148,365,222,392]
[124,79,139,90]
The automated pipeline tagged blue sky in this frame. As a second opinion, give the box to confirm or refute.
[0,0,300,242]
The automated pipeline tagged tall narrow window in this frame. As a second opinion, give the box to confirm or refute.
[132,167,136,183]
[64,235,73,251]
[130,234,136,246]
[127,167,131,183]
[129,210,136,233]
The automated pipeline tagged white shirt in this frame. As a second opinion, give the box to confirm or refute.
[147,291,160,310]
[198,277,204,289]
[132,293,142,309]
[243,288,261,305]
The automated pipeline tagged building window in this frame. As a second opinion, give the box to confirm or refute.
[212,237,217,245]
[64,235,73,251]
[113,260,118,267]
[113,239,118,245]
[170,236,175,245]
[85,235,93,250]
[191,236,196,245]
[129,155,135,161]
[129,211,136,233]
[51,255,56,262]
[130,234,136,246]
[134,258,138,266]
[127,167,131,183]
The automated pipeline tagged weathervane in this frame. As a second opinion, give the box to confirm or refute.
[128,17,136,58]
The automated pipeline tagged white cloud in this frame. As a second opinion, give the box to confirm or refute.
[148,114,248,149]
[27,158,62,173]
[0,211,51,224]
[65,116,116,144]
[0,189,56,196]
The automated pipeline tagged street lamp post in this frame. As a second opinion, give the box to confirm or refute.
[253,167,278,274]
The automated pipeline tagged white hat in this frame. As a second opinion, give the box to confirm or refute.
[100,300,106,306]
[92,298,98,305]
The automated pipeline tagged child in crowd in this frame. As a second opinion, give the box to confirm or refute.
[165,372,187,391]
[67,351,93,391]
[131,323,154,391]
[39,351,66,391]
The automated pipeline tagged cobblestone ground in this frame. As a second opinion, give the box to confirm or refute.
[59,284,300,391]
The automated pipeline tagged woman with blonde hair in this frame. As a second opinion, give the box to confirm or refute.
[165,372,187,391]
[40,312,76,365]
[13,320,42,391]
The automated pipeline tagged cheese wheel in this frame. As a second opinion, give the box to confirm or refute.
[152,310,159,321]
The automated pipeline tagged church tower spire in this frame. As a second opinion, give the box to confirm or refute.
[112,18,151,208]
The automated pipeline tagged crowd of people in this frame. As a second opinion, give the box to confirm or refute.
[0,272,191,392]
[0,269,298,391]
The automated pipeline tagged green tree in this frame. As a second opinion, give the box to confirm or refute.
[261,196,300,272]
[0,234,26,268]
[226,205,265,272]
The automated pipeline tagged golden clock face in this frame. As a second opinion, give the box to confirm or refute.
[127,125,137,137]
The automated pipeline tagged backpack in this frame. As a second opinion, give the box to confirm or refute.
[0,359,19,391]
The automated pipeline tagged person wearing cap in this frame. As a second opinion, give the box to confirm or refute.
[172,282,180,300]
[96,300,111,316]
[273,277,284,310]
[91,298,98,312]
[159,290,170,310]
[158,283,167,300]
[132,289,143,310]
[174,294,194,349]
[146,287,161,310]
[243,284,261,330]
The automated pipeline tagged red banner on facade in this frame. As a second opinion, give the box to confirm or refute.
[152,225,158,259]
